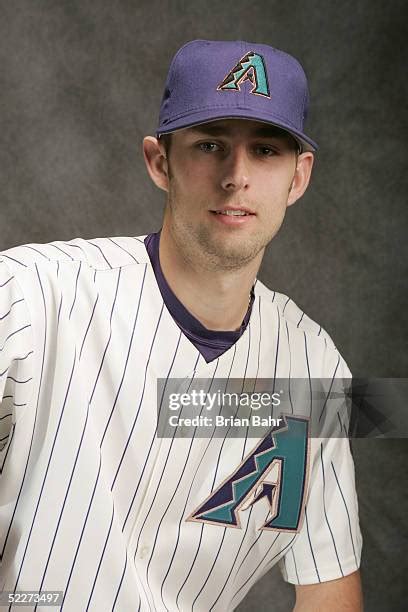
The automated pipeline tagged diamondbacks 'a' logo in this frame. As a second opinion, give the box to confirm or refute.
[217,51,270,98]
[187,416,309,532]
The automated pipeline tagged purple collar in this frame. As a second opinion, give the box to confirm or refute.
[144,230,254,357]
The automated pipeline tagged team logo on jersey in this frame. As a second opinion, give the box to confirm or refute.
[187,416,309,532]
[217,51,270,98]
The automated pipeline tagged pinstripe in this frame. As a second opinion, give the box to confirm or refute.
[304,506,320,581]
[112,552,141,612]
[0,325,31,353]
[192,527,228,610]
[319,444,344,575]
[0,254,27,267]
[231,533,281,603]
[12,349,77,593]
[0,351,34,376]
[273,306,280,380]
[88,240,113,269]
[0,298,24,320]
[68,262,82,319]
[86,504,115,610]
[49,243,75,261]
[22,245,50,260]
[233,535,298,607]
[0,424,15,472]
[34,391,91,609]
[5,375,32,385]
[176,522,205,610]
[303,332,313,417]
[63,242,88,258]
[318,353,340,422]
[89,268,123,407]
[5,350,33,364]
[0,276,14,288]
[282,296,291,314]
[291,546,300,583]
[337,412,343,434]
[57,294,63,325]
[79,294,99,360]
[255,297,262,375]
[258,534,297,576]
[61,453,103,609]
[285,321,294,414]
[107,237,140,263]
[331,460,358,566]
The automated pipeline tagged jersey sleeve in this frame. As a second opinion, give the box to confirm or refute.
[0,258,34,454]
[279,354,363,585]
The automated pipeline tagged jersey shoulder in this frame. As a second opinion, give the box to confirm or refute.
[0,235,151,274]
[254,278,337,349]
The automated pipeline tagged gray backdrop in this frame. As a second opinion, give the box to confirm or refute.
[1,1,407,610]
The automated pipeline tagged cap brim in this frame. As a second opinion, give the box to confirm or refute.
[156,109,317,152]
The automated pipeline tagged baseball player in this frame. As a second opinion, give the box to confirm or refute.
[0,40,362,611]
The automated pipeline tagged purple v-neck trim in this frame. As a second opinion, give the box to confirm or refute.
[144,230,254,360]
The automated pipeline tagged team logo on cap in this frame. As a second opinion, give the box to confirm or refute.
[217,51,270,98]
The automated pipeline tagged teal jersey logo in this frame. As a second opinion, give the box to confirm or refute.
[187,416,309,532]
[217,51,270,98]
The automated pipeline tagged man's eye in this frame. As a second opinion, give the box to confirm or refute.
[198,142,221,153]
[256,146,279,156]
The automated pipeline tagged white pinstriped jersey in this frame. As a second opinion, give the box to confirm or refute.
[0,235,362,611]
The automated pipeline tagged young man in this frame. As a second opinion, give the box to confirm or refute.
[0,40,362,610]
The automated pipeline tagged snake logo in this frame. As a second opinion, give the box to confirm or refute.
[187,416,309,532]
[217,51,270,98]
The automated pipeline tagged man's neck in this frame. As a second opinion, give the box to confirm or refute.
[158,227,262,332]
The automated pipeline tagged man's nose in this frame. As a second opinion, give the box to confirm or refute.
[220,148,250,192]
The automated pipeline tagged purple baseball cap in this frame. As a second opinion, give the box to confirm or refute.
[156,39,318,152]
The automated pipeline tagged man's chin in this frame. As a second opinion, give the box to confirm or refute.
[201,240,265,270]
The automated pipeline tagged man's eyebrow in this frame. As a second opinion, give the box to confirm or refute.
[189,124,291,139]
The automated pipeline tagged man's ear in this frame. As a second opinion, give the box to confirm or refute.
[143,136,169,192]
[287,152,314,206]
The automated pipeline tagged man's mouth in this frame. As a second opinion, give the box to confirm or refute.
[214,210,251,216]
[210,207,256,216]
